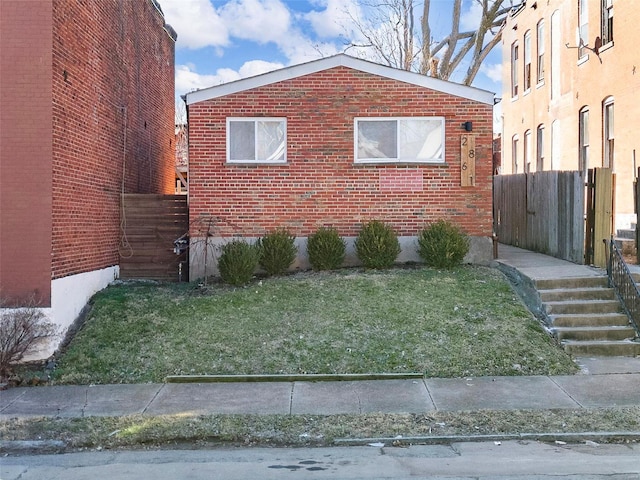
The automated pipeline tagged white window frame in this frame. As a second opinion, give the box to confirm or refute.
[226,117,287,164]
[579,107,589,174]
[512,135,519,173]
[536,20,545,84]
[524,31,532,92]
[354,117,445,164]
[578,0,589,59]
[511,41,519,98]
[536,124,545,172]
[603,97,614,169]
[524,129,532,173]
[601,0,613,46]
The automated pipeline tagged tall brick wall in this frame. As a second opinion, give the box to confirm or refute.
[0,1,54,305]
[188,67,493,241]
[51,0,176,279]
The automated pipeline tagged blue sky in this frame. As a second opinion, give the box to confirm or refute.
[160,0,503,108]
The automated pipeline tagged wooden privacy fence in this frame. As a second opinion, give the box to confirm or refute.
[119,194,189,281]
[493,171,585,264]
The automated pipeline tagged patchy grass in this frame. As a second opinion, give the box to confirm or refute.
[52,266,577,384]
[2,408,639,451]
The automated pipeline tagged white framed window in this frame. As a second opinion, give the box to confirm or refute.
[601,0,613,45]
[536,20,545,84]
[226,117,286,163]
[354,117,445,163]
[603,97,614,169]
[578,0,589,58]
[536,124,545,171]
[524,129,532,173]
[511,41,519,98]
[579,107,589,174]
[512,135,519,173]
[524,31,532,92]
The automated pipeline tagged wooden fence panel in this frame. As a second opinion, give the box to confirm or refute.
[119,194,189,281]
[592,168,614,268]
[494,171,585,263]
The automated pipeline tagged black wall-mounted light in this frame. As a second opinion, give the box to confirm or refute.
[462,121,473,132]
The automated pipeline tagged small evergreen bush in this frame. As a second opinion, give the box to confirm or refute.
[355,220,401,269]
[307,227,346,271]
[418,220,469,269]
[218,240,259,286]
[257,228,297,276]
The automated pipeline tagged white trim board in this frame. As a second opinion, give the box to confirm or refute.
[185,54,495,106]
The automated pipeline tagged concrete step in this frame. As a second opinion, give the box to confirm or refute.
[562,340,640,357]
[545,300,621,315]
[550,313,631,328]
[553,326,637,342]
[539,287,615,302]
[535,277,608,290]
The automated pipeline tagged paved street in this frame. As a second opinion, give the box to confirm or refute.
[2,441,640,479]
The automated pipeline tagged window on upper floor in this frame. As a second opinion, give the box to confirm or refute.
[603,98,614,169]
[578,107,589,174]
[524,129,532,172]
[601,0,614,46]
[578,0,589,58]
[511,41,519,97]
[536,20,545,83]
[536,125,545,171]
[227,118,286,163]
[354,117,445,164]
[524,31,532,91]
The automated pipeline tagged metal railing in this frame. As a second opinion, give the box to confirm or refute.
[605,238,640,335]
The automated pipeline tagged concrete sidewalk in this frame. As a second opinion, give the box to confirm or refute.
[1,244,639,421]
[2,373,640,419]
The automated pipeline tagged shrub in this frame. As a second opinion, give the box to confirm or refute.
[0,299,57,375]
[307,227,346,271]
[217,240,260,286]
[355,220,401,269]
[257,228,297,276]
[418,220,470,269]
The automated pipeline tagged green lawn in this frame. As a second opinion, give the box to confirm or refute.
[53,266,578,384]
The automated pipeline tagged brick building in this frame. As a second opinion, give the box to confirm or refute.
[185,55,494,279]
[0,0,176,357]
[501,0,639,232]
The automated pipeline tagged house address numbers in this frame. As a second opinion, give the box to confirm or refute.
[460,134,476,187]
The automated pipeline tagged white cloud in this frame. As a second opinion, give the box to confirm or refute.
[481,62,503,84]
[238,60,286,78]
[160,0,229,49]
[304,0,361,39]
[175,64,240,95]
[219,0,292,45]
[460,1,483,32]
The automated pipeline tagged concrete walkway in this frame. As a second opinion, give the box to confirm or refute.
[1,244,639,421]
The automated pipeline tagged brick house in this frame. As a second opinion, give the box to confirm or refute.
[185,55,494,279]
[0,0,176,357]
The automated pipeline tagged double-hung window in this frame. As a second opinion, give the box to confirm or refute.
[227,118,286,163]
[601,0,613,45]
[511,42,519,97]
[355,117,445,163]
[603,98,614,169]
[523,31,532,92]
[536,21,545,84]
[578,0,589,58]
[578,107,589,174]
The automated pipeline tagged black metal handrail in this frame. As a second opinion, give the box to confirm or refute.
[605,238,640,335]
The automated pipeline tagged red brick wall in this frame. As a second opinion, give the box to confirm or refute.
[0,1,54,305]
[188,67,493,240]
[51,0,175,279]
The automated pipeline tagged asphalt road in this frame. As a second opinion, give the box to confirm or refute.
[2,440,640,479]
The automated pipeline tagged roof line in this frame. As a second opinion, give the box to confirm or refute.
[185,54,495,106]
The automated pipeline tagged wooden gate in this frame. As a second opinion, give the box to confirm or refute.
[585,168,614,267]
[493,171,585,263]
[119,194,189,281]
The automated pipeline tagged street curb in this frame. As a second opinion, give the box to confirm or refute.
[165,373,425,383]
[334,431,640,446]
[0,440,67,454]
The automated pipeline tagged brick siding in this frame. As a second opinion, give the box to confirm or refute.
[188,67,493,240]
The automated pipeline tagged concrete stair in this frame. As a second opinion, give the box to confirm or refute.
[536,277,640,357]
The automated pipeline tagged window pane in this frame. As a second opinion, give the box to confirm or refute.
[357,120,397,159]
[399,119,442,160]
[257,120,285,161]
[229,121,255,161]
